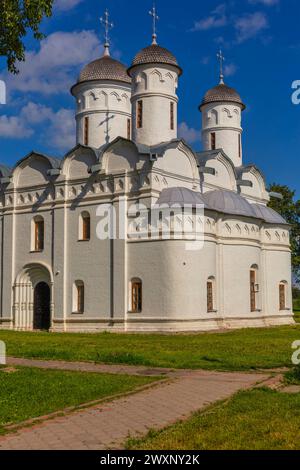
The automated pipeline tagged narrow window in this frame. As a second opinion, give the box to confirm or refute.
[137,100,143,129]
[170,102,174,130]
[35,219,44,251]
[131,280,142,313]
[250,270,257,312]
[80,212,91,241]
[84,116,89,146]
[127,118,131,140]
[211,132,216,150]
[76,282,85,314]
[207,281,214,312]
[279,283,286,310]
[238,134,241,158]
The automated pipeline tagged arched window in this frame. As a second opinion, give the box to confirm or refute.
[279,282,287,310]
[32,216,44,252]
[131,279,142,313]
[207,277,215,313]
[74,281,84,314]
[127,118,131,140]
[250,265,259,312]
[79,211,91,241]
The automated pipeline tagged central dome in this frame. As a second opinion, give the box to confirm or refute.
[128,44,182,76]
[74,55,131,87]
[200,83,245,110]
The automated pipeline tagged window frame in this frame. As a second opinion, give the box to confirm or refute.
[79,211,91,242]
[32,217,44,252]
[73,281,85,314]
[130,279,142,313]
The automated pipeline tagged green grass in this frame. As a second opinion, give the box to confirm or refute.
[293,300,300,323]
[126,388,300,450]
[0,326,300,371]
[285,366,300,385]
[0,367,156,433]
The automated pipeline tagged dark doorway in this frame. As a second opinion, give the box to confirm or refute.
[33,282,51,330]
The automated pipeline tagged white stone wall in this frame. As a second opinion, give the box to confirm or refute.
[0,140,294,333]
[72,81,132,148]
[201,102,243,167]
[130,64,179,146]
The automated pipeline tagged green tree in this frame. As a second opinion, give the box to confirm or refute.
[0,0,53,74]
[268,184,300,283]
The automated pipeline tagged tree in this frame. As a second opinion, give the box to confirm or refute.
[268,184,300,284]
[0,0,53,74]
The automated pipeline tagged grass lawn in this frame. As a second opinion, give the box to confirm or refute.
[0,367,157,433]
[126,388,300,450]
[0,325,300,371]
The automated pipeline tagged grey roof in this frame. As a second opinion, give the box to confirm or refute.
[203,190,257,218]
[200,83,245,110]
[157,187,208,208]
[14,152,62,170]
[251,204,288,225]
[74,56,131,87]
[128,44,182,76]
[0,164,12,178]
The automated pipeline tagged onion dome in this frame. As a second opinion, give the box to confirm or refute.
[200,83,246,110]
[71,44,131,94]
[128,44,182,76]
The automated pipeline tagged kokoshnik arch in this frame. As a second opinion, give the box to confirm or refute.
[0,8,294,332]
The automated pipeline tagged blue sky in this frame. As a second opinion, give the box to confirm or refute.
[0,0,300,197]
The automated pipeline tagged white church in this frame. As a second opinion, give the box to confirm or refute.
[0,9,294,332]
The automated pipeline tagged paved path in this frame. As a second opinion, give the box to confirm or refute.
[0,369,269,450]
[6,357,173,377]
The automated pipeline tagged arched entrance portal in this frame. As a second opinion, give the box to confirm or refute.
[13,264,53,330]
[34,282,51,330]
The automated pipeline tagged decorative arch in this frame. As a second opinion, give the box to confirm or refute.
[13,263,53,330]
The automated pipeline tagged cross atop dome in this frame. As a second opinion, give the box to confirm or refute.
[217,49,225,84]
[100,9,114,56]
[149,3,159,45]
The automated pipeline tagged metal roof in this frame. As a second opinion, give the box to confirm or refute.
[128,44,182,76]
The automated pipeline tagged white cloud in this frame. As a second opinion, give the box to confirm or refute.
[224,63,238,77]
[191,4,227,31]
[235,12,268,43]
[178,122,200,145]
[248,0,279,5]
[54,0,84,12]
[0,115,33,138]
[3,30,101,95]
[0,102,75,151]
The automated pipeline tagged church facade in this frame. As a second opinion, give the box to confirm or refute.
[0,21,294,332]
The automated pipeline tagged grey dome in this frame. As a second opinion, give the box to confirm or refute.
[200,83,245,110]
[128,44,182,76]
[203,190,257,218]
[157,188,208,207]
[76,56,131,86]
[251,204,288,225]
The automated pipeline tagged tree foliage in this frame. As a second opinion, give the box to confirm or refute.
[0,0,53,74]
[268,184,300,283]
